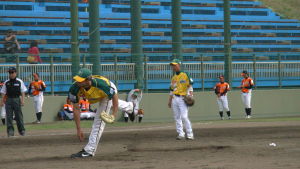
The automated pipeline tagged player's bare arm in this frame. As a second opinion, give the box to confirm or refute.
[73,103,84,142]
[111,94,119,117]
[0,93,5,107]
[168,95,172,108]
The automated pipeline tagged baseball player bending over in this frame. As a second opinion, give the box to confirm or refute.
[28,73,46,124]
[68,68,119,158]
[213,75,231,120]
[168,59,194,140]
[239,70,254,119]
[121,89,142,122]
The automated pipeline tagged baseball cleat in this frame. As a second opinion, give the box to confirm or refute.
[71,149,92,158]
[186,136,194,140]
[32,120,41,124]
[176,135,185,140]
[19,130,25,136]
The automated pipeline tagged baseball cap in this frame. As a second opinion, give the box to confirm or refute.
[73,68,92,82]
[241,70,248,75]
[218,75,224,79]
[7,67,16,72]
[170,59,182,65]
[132,91,139,96]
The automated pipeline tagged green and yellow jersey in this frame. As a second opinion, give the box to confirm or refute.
[68,75,115,104]
[170,71,192,96]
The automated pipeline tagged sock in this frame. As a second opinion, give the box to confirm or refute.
[245,108,249,116]
[1,118,5,125]
[219,111,223,118]
[124,117,128,122]
[138,117,142,123]
[248,108,251,116]
[37,112,42,121]
[226,111,231,117]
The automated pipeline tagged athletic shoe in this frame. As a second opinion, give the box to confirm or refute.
[19,130,25,136]
[32,120,41,124]
[7,132,14,137]
[176,135,185,140]
[228,116,231,120]
[186,136,194,140]
[70,149,92,158]
[221,117,224,120]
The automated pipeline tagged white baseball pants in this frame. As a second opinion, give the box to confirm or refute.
[33,94,44,113]
[1,106,5,119]
[171,96,193,138]
[84,97,112,156]
[216,95,230,112]
[80,112,96,119]
[241,92,252,108]
[118,99,134,115]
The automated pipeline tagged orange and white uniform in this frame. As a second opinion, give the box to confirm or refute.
[28,80,46,113]
[63,103,74,119]
[79,99,95,119]
[214,82,230,112]
[241,77,254,109]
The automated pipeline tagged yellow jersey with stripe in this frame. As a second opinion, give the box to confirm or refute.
[170,71,192,96]
[68,75,115,104]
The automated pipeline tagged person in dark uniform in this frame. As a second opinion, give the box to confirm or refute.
[0,67,27,137]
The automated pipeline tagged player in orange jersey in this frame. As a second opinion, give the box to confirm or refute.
[28,73,46,123]
[238,70,254,119]
[213,75,231,120]
[79,97,95,120]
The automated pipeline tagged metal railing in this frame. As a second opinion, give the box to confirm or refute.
[1,60,299,94]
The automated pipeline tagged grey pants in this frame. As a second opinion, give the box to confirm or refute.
[5,97,25,136]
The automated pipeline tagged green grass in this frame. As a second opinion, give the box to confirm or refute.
[0,116,299,133]
[260,0,300,20]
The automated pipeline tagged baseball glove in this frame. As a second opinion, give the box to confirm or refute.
[100,111,115,124]
[183,95,195,106]
[138,109,144,115]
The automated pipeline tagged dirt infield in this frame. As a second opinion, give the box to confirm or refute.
[0,121,299,169]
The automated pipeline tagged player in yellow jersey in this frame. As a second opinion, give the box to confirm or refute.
[68,68,119,158]
[168,59,194,140]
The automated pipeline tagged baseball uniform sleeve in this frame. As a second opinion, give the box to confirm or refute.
[19,79,27,93]
[68,83,80,103]
[0,80,7,94]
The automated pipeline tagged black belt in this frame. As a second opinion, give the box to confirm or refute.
[174,94,184,97]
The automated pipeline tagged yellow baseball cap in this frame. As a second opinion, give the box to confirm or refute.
[170,59,181,65]
[73,68,92,82]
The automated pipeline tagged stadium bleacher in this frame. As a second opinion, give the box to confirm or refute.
[0,0,300,62]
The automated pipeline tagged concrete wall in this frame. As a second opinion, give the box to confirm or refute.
[10,89,300,123]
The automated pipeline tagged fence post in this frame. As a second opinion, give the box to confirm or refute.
[50,55,54,95]
[144,54,148,92]
[253,54,257,89]
[82,54,86,68]
[16,54,20,75]
[278,53,282,88]
[114,55,118,87]
[201,54,204,91]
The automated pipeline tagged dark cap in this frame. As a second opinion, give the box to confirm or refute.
[7,67,16,72]
[241,70,248,75]
[218,75,224,79]
[7,29,13,33]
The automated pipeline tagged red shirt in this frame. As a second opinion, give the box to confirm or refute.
[28,47,42,63]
